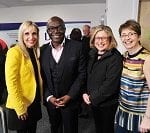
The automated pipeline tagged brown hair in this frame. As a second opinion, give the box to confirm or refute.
[119,19,141,36]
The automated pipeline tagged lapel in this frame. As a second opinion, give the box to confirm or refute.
[18,45,35,75]
[44,45,52,75]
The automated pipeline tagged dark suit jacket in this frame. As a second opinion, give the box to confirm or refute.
[40,38,87,107]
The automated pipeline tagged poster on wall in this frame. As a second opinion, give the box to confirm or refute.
[0,21,91,48]
[0,30,18,48]
[0,22,20,48]
[0,38,8,49]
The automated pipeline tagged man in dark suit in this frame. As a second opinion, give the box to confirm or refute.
[40,16,86,133]
[82,24,91,55]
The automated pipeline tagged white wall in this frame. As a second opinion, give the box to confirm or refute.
[106,0,139,53]
[0,3,105,26]
[0,3,106,47]
[0,1,140,53]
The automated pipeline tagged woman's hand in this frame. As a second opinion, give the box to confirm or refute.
[82,93,91,105]
[18,112,28,120]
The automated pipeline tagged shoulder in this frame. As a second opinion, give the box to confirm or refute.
[65,38,82,49]
[40,43,50,51]
[143,55,150,81]
[112,48,123,59]
[7,45,22,57]
[142,47,150,54]
[144,55,150,65]
[5,45,23,66]
[108,48,123,64]
[112,48,122,55]
[141,48,150,58]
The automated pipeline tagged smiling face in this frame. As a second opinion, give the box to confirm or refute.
[120,28,141,51]
[18,21,39,49]
[90,25,117,53]
[23,26,38,48]
[119,20,142,54]
[47,16,66,46]
[94,30,110,53]
[82,25,90,37]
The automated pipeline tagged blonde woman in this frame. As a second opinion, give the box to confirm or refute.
[83,25,123,133]
[5,21,43,133]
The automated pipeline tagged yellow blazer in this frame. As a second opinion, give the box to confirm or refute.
[5,45,43,116]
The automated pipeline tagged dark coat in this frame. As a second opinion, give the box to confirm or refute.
[0,52,7,105]
[87,48,123,106]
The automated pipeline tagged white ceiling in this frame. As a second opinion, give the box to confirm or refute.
[0,0,106,8]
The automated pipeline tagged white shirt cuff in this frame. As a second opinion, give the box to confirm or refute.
[47,95,53,102]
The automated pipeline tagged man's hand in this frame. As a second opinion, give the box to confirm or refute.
[49,97,62,108]
[58,95,71,106]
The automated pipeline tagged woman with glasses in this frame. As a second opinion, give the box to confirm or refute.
[83,25,123,133]
[115,20,150,133]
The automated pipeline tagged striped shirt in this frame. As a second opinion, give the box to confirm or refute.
[115,47,150,132]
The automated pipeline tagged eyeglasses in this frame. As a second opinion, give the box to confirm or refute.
[95,37,109,41]
[120,32,137,39]
[47,25,65,32]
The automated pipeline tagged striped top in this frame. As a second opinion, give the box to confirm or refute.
[116,47,150,131]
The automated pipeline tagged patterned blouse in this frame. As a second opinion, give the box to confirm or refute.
[115,47,150,132]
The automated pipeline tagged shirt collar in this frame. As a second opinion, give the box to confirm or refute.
[49,38,65,48]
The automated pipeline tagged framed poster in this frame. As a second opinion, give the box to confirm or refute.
[0,21,91,47]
